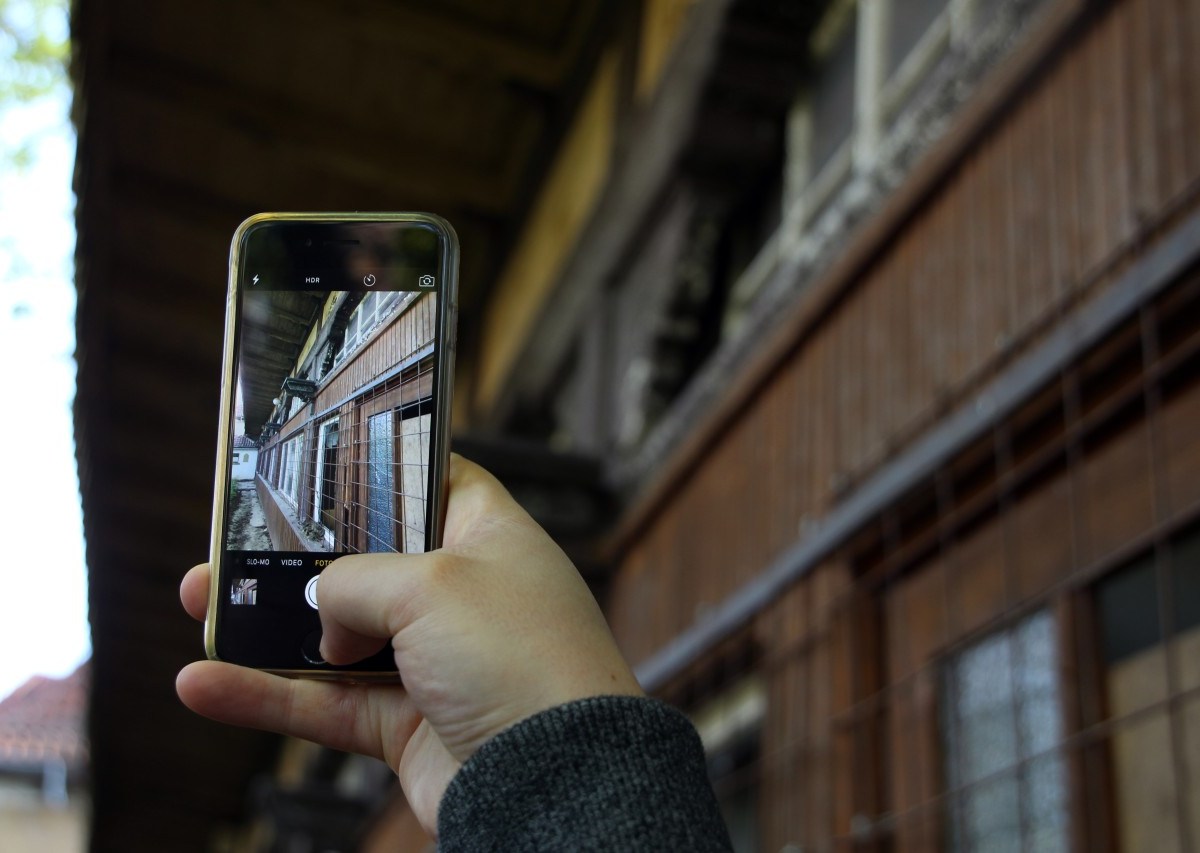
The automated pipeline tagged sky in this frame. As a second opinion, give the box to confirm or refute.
[0,3,91,701]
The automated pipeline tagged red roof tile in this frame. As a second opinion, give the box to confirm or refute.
[0,661,90,769]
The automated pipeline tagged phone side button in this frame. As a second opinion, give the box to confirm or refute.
[301,630,326,665]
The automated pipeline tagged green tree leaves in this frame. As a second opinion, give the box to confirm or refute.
[1,0,69,104]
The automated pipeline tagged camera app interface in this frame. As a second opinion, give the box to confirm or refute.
[219,222,444,664]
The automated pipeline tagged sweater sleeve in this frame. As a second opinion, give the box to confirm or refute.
[436,695,734,852]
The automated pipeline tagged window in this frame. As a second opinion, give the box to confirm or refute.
[335,298,368,366]
[334,292,407,367]
[364,400,432,554]
[785,0,859,223]
[785,0,1032,229]
[941,609,1068,851]
[880,0,951,120]
[365,411,395,552]
[313,418,340,548]
[398,406,431,554]
[1093,527,1200,852]
[809,3,857,178]
[378,289,399,319]
[279,433,305,506]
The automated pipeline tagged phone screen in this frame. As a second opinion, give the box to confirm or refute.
[211,216,456,670]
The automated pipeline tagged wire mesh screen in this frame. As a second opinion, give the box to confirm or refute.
[243,291,438,555]
[825,282,1200,853]
[678,274,1200,852]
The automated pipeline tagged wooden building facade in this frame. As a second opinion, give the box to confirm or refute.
[461,0,1200,850]
[247,290,438,556]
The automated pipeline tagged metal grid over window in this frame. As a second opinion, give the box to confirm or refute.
[353,381,434,555]
[261,356,435,555]
[253,292,439,556]
[679,268,1200,852]
[823,271,1200,852]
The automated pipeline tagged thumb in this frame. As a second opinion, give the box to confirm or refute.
[316,551,442,664]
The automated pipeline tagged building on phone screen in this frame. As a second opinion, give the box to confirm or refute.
[235,289,437,555]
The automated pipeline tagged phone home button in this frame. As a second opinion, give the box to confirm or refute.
[301,630,325,665]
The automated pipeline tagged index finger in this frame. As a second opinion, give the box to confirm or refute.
[440,453,526,548]
[181,563,211,622]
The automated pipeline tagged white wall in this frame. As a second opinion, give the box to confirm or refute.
[232,449,259,481]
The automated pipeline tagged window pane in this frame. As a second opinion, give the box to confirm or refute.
[361,292,379,333]
[400,411,430,554]
[1110,713,1183,853]
[1098,557,1168,717]
[1024,753,1069,852]
[1014,611,1061,755]
[961,773,1020,853]
[810,8,857,175]
[943,610,1067,852]
[887,0,947,76]
[290,434,304,502]
[948,629,1017,784]
[1170,526,1200,692]
[366,412,395,552]
[1184,697,1200,848]
[1172,526,1200,635]
[379,290,399,319]
[1097,557,1160,664]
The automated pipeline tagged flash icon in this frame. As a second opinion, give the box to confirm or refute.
[252,274,260,286]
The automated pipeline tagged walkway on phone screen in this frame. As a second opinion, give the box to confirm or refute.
[226,482,272,551]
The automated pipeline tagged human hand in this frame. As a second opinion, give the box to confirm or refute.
[177,454,643,836]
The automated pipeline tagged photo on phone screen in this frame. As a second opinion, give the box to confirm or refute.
[229,287,439,555]
[209,215,457,672]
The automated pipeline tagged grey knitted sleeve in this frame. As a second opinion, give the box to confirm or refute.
[436,695,734,852]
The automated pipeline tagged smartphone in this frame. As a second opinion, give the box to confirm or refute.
[206,212,458,677]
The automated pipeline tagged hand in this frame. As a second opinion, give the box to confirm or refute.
[177,454,643,837]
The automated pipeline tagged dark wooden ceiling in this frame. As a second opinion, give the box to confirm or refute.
[240,289,329,435]
[70,1,613,848]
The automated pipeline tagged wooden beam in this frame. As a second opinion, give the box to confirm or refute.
[284,0,599,91]
[104,50,532,215]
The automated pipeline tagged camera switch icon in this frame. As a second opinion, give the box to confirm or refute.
[418,274,435,288]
